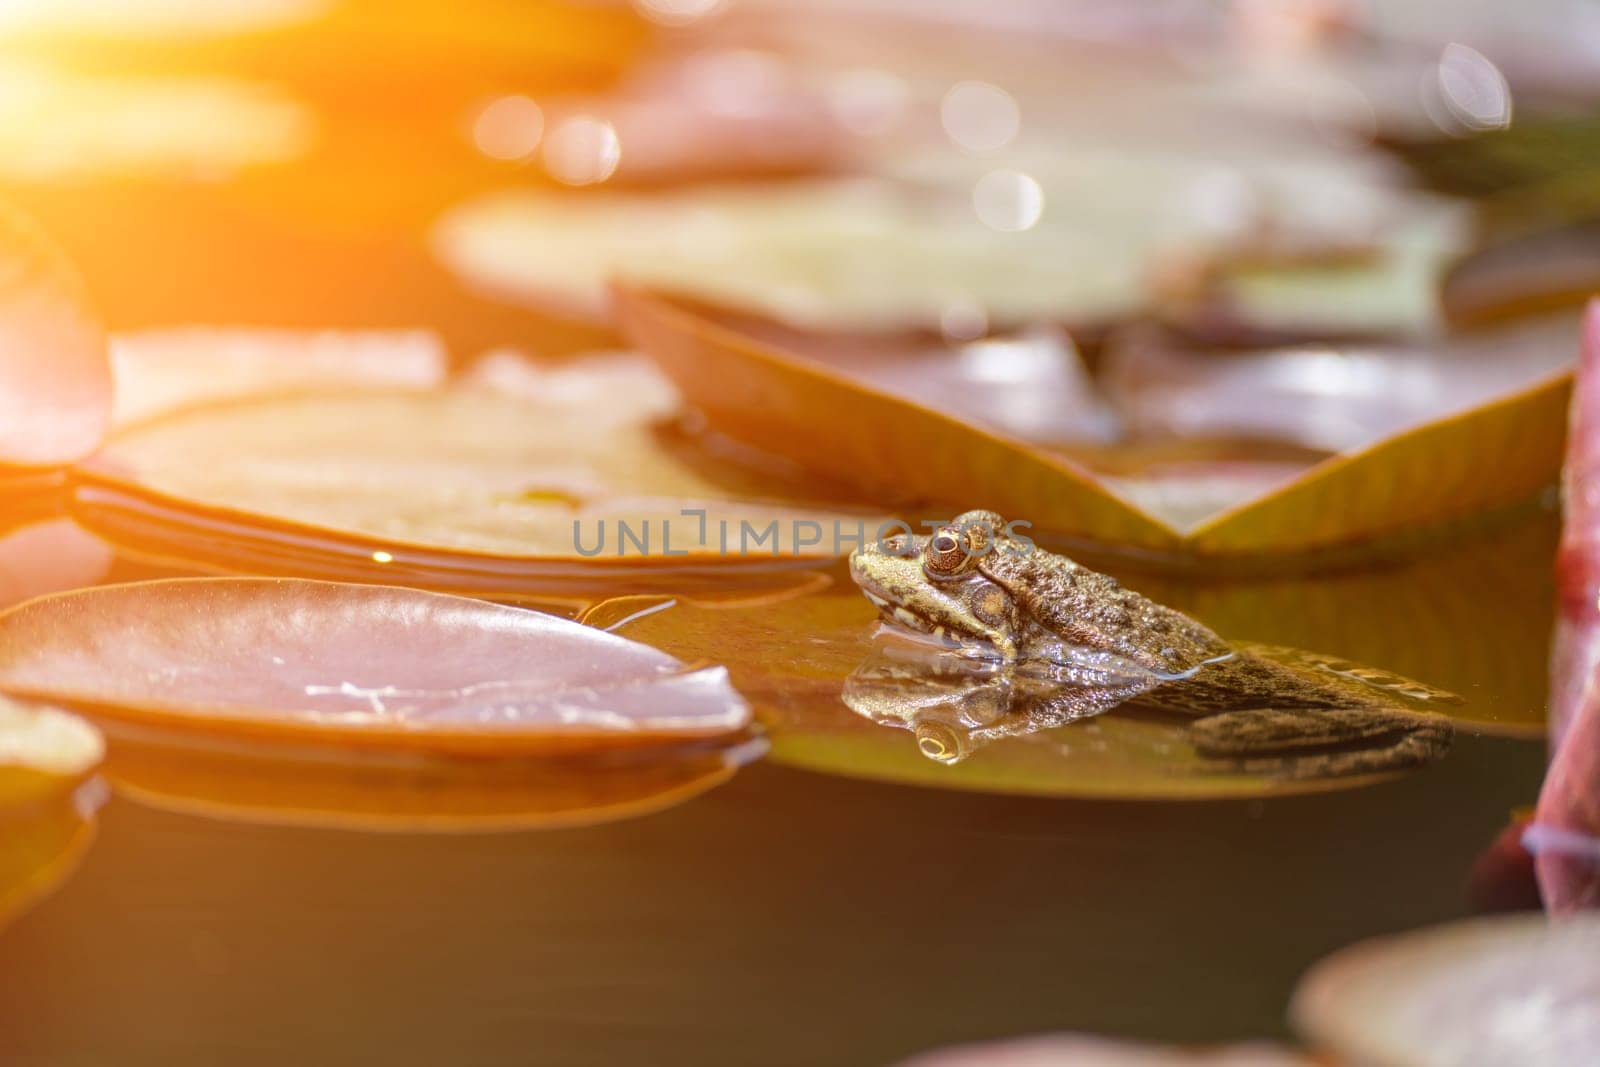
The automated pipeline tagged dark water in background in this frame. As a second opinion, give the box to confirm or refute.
[0,732,1545,1066]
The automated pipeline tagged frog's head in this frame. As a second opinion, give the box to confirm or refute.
[848,510,1024,659]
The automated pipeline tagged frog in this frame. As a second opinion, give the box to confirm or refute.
[847,509,1456,776]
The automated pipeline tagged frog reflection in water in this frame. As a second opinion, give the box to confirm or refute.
[846,510,1456,777]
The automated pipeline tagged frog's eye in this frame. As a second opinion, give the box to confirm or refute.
[924,527,972,579]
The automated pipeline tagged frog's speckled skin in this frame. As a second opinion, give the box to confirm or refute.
[847,510,1456,776]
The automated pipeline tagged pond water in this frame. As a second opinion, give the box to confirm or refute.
[0,507,1555,1065]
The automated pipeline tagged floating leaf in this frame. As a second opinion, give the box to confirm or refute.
[110,327,447,427]
[0,579,750,753]
[101,722,759,833]
[0,200,110,467]
[619,288,1574,560]
[1535,300,1600,909]
[1104,314,1578,456]
[895,1034,1308,1067]
[587,550,1506,798]
[1153,212,1465,344]
[436,180,1145,330]
[0,693,101,929]
[0,694,104,807]
[1291,915,1600,1067]
[76,371,886,593]
[0,518,111,612]
[0,786,97,932]
[0,63,312,182]
[1552,302,1600,745]
[0,0,326,37]
[439,124,1452,335]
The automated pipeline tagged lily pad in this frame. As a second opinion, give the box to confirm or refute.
[618,288,1574,560]
[0,786,97,932]
[584,549,1509,798]
[0,578,750,753]
[101,722,759,833]
[0,0,325,37]
[896,1034,1308,1067]
[0,693,104,807]
[110,327,447,427]
[1537,301,1600,909]
[1291,914,1600,1067]
[75,369,885,592]
[1552,301,1600,745]
[0,689,102,929]
[0,200,110,467]
[437,121,1456,336]
[0,62,312,182]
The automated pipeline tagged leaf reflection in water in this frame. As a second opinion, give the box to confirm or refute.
[98,721,762,834]
[843,633,1454,783]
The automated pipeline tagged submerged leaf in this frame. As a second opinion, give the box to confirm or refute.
[1291,915,1600,1067]
[0,579,750,752]
[620,288,1573,559]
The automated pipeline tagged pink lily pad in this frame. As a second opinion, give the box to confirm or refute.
[1538,300,1600,909]
[1292,914,1600,1065]
[0,201,110,466]
[0,578,750,753]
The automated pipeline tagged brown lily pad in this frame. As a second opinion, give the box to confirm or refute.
[75,364,886,594]
[896,1034,1309,1067]
[0,578,751,754]
[618,288,1573,562]
[1291,914,1600,1066]
[584,547,1509,799]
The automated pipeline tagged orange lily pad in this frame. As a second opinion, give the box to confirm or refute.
[75,365,887,593]
[618,288,1574,561]
[100,722,759,833]
[0,578,750,753]
[0,200,110,467]
[1291,915,1600,1066]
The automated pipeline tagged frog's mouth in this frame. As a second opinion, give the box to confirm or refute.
[856,582,950,640]
[848,551,1010,655]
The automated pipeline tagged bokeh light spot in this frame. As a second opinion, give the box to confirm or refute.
[471,95,544,162]
[542,116,621,186]
[973,170,1043,232]
[940,81,1020,155]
